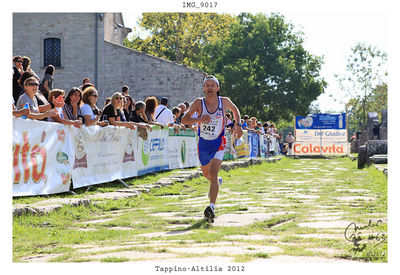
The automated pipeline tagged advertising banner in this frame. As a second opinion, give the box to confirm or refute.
[248,131,260,158]
[295,129,348,142]
[136,126,169,176]
[234,130,249,158]
[296,113,346,130]
[259,134,269,158]
[13,118,73,196]
[223,130,236,160]
[293,141,348,156]
[168,128,199,169]
[70,125,138,188]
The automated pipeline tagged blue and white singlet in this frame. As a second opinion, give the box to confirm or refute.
[197,96,226,166]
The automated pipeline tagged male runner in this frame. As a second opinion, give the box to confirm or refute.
[182,75,243,223]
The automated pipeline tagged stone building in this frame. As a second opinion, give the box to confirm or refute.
[12,13,205,107]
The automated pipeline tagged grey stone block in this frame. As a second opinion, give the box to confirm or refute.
[368,155,387,164]
[366,140,387,156]
[358,145,367,169]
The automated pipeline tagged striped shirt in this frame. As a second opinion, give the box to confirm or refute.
[62,103,81,120]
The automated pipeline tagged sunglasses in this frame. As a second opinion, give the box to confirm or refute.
[16,60,23,63]
[115,97,123,100]
[91,94,98,97]
[26,82,39,86]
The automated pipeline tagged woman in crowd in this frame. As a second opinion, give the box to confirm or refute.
[16,77,57,120]
[102,92,149,130]
[145,96,158,122]
[119,96,128,122]
[21,56,39,79]
[80,87,108,127]
[47,89,82,128]
[40,65,55,100]
[123,95,135,122]
[62,87,82,121]
[144,96,164,128]
[102,97,111,109]
[13,55,24,103]
[18,71,64,118]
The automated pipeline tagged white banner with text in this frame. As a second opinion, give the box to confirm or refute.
[13,118,74,196]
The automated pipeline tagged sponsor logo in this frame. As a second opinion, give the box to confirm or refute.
[294,143,345,154]
[142,140,150,166]
[57,129,65,143]
[13,132,47,183]
[142,138,166,166]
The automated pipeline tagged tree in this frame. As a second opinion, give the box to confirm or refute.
[201,13,326,122]
[336,43,387,131]
[123,13,235,67]
[345,83,387,137]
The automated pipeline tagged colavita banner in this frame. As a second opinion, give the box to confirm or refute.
[13,118,74,196]
[295,129,347,142]
[168,128,199,169]
[293,141,348,156]
[294,113,348,156]
[296,113,346,129]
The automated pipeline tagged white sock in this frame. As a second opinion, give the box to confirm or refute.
[210,203,215,210]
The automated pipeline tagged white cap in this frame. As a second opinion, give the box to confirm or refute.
[203,75,219,87]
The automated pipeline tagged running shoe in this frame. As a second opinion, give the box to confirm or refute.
[204,205,215,223]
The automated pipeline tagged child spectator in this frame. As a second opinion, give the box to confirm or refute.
[47,89,82,128]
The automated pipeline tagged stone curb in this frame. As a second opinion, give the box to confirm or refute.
[13,157,282,217]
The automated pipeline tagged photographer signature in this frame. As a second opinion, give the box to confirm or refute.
[344,219,386,253]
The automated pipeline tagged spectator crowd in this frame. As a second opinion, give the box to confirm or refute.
[12,55,293,156]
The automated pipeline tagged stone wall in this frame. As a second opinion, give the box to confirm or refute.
[13,13,101,92]
[103,13,131,46]
[13,13,204,108]
[102,41,205,107]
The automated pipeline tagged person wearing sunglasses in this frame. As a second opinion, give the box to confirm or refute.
[16,77,57,120]
[101,92,140,130]
[81,87,108,127]
[17,71,64,119]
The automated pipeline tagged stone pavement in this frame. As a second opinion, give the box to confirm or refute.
[13,157,281,217]
[16,157,387,263]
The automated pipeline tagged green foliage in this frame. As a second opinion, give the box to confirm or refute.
[336,42,387,131]
[201,13,326,121]
[124,12,325,123]
[346,83,387,136]
[124,13,235,67]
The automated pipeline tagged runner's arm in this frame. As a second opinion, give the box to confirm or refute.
[223,97,241,126]
[223,97,243,138]
[181,98,203,125]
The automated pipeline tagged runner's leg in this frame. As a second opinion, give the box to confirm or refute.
[208,158,222,204]
[200,163,210,181]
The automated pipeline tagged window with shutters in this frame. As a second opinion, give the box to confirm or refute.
[43,38,61,67]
